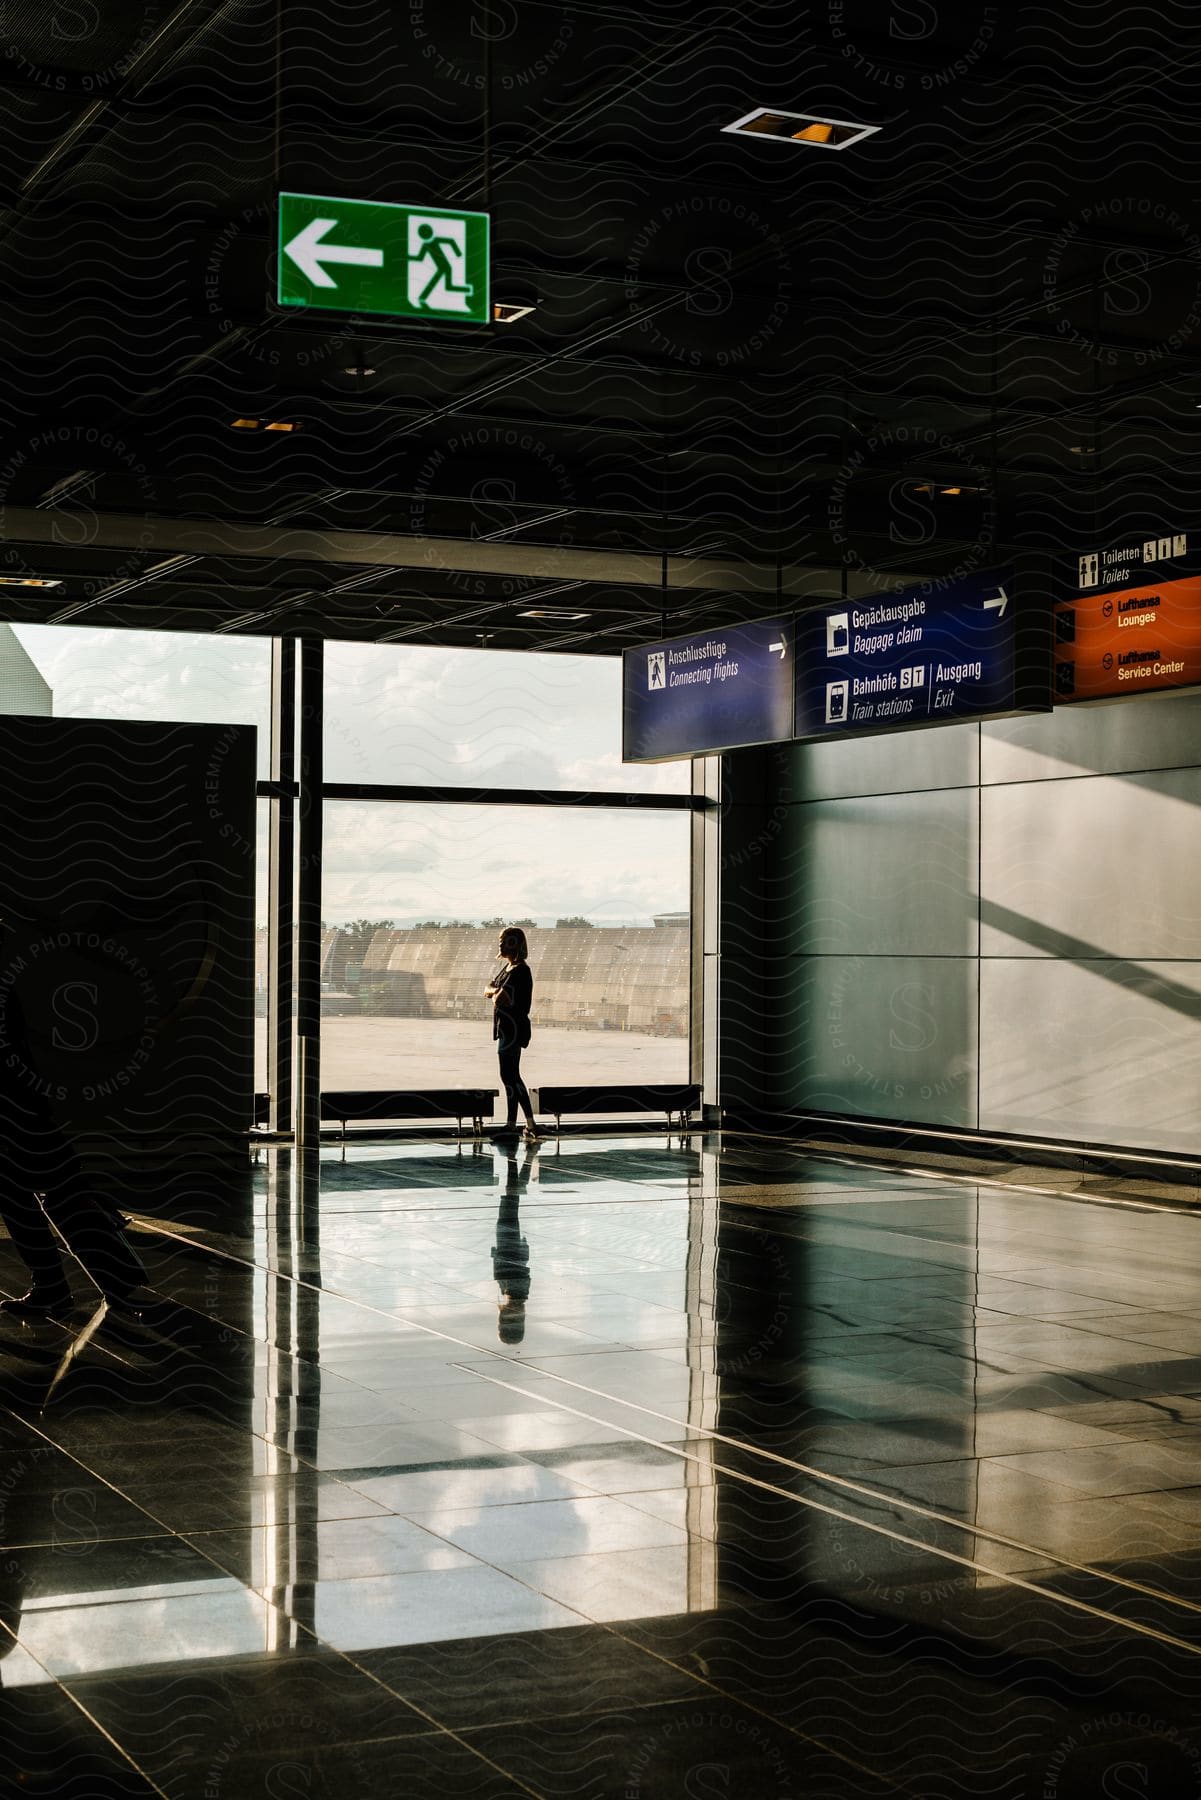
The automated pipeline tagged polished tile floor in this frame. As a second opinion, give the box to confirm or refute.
[4,1134,1201,1797]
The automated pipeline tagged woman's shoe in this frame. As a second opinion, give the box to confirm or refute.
[522,1123,551,1142]
[100,1278,149,1317]
[0,1283,74,1321]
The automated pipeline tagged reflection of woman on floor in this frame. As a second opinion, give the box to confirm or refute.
[484,926,539,1141]
[492,1147,535,1344]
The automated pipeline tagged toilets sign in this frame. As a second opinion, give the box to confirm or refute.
[277,193,490,323]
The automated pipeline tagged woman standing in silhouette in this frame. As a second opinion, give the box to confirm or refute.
[485,926,541,1141]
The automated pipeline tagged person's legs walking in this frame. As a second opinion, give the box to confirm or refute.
[43,1132,146,1303]
[0,1165,73,1317]
[48,1179,147,1302]
[0,1120,146,1317]
[0,1109,72,1313]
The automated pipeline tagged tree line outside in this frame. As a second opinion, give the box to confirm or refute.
[322,917,595,951]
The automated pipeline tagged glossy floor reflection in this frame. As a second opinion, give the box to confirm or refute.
[3,1134,1201,1795]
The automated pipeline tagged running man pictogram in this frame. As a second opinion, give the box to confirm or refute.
[408,216,474,313]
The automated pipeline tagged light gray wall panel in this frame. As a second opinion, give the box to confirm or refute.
[982,691,1201,785]
[980,959,1201,1152]
[727,676,1201,1150]
[773,789,979,958]
[788,721,979,801]
[981,769,1201,959]
[774,955,978,1127]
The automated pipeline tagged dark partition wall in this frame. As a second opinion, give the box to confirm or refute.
[722,693,1201,1154]
[0,718,256,1150]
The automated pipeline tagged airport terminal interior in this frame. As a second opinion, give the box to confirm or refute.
[2,3,1201,1796]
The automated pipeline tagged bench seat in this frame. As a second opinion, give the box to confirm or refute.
[531,1083,700,1129]
[253,1089,497,1135]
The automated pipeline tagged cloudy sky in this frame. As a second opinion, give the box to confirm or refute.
[11,627,690,927]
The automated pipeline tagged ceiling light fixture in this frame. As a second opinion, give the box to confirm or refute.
[0,575,63,588]
[1069,445,1096,454]
[494,302,537,324]
[231,417,259,429]
[723,108,881,150]
[518,608,592,621]
[344,365,376,376]
[230,418,303,432]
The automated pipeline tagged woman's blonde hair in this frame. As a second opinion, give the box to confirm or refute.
[500,926,529,961]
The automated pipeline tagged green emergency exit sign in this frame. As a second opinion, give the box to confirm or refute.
[277,192,490,324]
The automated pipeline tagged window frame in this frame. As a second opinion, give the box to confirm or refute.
[260,639,715,1137]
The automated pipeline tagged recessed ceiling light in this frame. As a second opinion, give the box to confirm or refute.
[723,108,880,150]
[231,417,259,429]
[344,365,376,375]
[494,302,537,324]
[518,608,591,621]
[1069,445,1096,454]
[230,418,302,431]
[0,575,63,588]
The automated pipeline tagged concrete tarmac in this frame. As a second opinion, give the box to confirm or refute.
[255,1016,687,1093]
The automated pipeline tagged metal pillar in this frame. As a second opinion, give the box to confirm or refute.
[296,638,323,1146]
[267,638,296,1133]
[692,753,721,1119]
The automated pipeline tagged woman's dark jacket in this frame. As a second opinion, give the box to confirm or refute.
[492,961,532,1048]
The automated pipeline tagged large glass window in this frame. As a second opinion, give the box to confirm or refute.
[319,803,691,1092]
[323,642,689,793]
[3,625,272,775]
[0,626,698,1115]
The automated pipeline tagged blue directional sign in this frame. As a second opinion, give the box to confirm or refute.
[623,617,794,762]
[794,571,1042,740]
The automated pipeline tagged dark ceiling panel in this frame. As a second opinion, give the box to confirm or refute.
[0,0,1197,649]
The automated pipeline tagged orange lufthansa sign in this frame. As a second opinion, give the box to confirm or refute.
[1055,575,1201,701]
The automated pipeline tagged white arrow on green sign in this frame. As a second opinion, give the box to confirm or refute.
[277,192,490,324]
